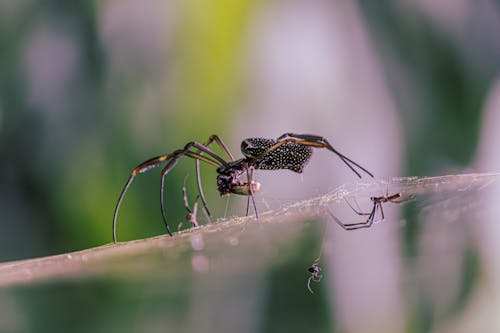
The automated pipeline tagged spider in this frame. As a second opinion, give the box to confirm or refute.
[307,258,323,294]
[177,177,200,230]
[330,191,414,230]
[112,133,373,243]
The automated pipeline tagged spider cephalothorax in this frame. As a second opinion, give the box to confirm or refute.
[112,133,373,243]
[215,159,259,196]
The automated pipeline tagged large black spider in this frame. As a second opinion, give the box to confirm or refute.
[112,133,373,243]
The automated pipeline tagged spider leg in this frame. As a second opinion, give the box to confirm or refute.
[389,193,415,204]
[200,135,234,161]
[192,198,199,218]
[195,164,210,217]
[372,202,384,224]
[195,135,234,219]
[113,142,226,243]
[328,203,378,230]
[312,274,323,283]
[307,271,323,294]
[307,276,315,294]
[344,197,373,216]
[274,133,374,178]
[179,180,197,231]
[160,142,228,237]
[182,176,192,214]
[188,200,199,227]
[179,187,187,231]
[113,154,174,243]
[245,166,259,218]
[186,141,230,166]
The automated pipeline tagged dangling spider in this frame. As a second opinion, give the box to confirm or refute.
[112,133,373,243]
[307,258,323,294]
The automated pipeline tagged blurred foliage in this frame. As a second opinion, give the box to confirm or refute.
[359,1,500,173]
[358,3,500,331]
[0,0,257,257]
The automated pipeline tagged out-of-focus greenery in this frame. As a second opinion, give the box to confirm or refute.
[359,3,500,330]
[359,1,498,174]
[0,0,256,256]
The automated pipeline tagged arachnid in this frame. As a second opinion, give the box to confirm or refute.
[113,133,374,243]
[307,259,323,294]
[178,177,200,230]
[330,191,414,230]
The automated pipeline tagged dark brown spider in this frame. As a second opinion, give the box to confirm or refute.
[112,133,373,243]
[330,191,414,230]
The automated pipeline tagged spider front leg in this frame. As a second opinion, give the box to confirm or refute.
[195,135,235,219]
[113,154,175,243]
[160,142,229,237]
[113,142,227,243]
[328,203,379,231]
[245,166,258,218]
[388,194,415,204]
[273,133,374,178]
[344,197,373,217]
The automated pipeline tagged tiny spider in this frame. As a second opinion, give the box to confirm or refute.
[177,177,200,231]
[330,191,414,230]
[307,258,323,294]
[113,133,373,243]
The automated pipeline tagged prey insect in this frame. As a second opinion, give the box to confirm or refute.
[307,258,323,294]
[330,191,414,230]
[113,133,373,243]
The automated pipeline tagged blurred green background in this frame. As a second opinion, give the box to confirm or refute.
[1,0,500,332]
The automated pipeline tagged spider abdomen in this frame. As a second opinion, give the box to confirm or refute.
[241,138,313,173]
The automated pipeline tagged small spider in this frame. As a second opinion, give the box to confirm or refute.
[307,258,323,294]
[177,177,200,230]
[113,133,373,243]
[330,191,414,230]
